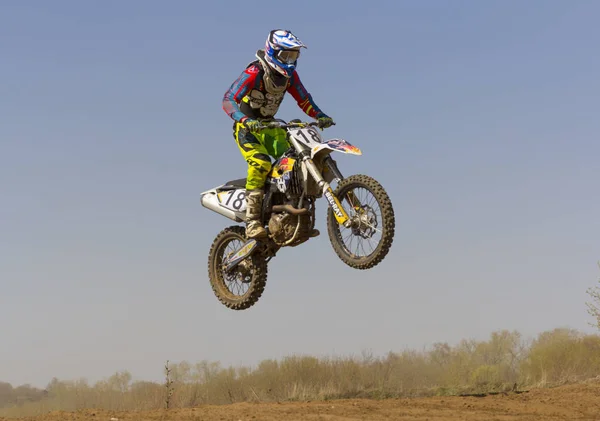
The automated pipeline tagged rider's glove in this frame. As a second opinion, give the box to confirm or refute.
[243,118,261,133]
[317,115,334,129]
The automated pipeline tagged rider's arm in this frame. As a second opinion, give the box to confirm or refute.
[222,66,259,123]
[287,70,329,119]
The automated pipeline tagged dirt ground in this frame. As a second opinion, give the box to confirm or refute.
[3,383,600,421]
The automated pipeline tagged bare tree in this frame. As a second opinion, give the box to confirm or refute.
[585,261,600,330]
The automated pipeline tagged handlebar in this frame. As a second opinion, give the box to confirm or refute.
[249,118,336,131]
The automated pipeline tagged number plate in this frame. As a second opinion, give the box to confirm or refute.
[291,126,323,148]
[218,189,247,212]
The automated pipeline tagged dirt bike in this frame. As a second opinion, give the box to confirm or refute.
[200,118,395,310]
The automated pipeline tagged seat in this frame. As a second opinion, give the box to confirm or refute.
[220,178,247,190]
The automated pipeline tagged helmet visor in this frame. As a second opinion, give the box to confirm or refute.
[277,50,300,64]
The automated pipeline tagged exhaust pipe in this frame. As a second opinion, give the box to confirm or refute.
[200,193,245,223]
[271,204,310,215]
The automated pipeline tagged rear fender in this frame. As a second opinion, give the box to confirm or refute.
[200,185,248,223]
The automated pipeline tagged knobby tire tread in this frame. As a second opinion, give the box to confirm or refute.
[327,174,395,270]
[207,225,268,310]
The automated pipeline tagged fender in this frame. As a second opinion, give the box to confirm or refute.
[311,138,362,160]
[200,184,248,223]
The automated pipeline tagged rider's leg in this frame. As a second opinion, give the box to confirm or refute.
[234,123,271,239]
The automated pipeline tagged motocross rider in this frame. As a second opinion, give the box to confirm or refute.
[222,29,334,239]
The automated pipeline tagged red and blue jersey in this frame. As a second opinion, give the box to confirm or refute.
[223,61,327,123]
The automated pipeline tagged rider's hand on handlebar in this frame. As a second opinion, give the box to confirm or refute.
[317,115,335,129]
[243,118,261,133]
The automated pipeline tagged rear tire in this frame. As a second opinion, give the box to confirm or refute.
[326,174,395,269]
[207,226,268,310]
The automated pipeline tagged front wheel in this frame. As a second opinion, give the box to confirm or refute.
[326,174,395,269]
[207,226,268,310]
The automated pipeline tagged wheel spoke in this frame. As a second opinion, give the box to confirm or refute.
[327,175,395,270]
[207,226,268,310]
[335,186,383,258]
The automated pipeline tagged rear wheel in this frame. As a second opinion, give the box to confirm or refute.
[326,174,395,269]
[207,226,268,310]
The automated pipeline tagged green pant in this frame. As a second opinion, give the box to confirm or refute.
[233,122,290,190]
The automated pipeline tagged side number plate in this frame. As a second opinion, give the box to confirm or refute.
[218,189,247,212]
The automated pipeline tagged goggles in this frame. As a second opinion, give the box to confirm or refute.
[277,49,300,64]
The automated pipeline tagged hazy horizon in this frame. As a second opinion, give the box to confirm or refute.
[2,0,599,389]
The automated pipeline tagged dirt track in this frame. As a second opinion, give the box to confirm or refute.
[4,383,600,421]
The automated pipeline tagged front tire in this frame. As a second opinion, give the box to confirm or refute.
[326,174,395,269]
[207,226,268,310]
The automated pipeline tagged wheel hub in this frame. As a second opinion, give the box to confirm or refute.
[350,204,378,239]
[236,260,253,283]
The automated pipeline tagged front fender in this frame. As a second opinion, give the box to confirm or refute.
[310,138,362,160]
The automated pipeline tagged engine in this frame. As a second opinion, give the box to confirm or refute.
[268,212,299,245]
[266,154,316,247]
[267,198,315,247]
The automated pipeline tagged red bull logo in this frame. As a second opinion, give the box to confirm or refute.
[276,157,295,174]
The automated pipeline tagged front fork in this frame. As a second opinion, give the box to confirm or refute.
[323,156,362,215]
[323,155,344,183]
[303,156,354,228]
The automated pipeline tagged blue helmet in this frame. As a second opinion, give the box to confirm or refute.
[264,29,306,78]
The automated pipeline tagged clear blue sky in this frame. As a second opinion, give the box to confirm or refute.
[2,0,599,388]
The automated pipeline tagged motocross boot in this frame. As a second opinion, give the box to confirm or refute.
[245,189,268,239]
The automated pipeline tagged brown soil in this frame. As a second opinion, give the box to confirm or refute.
[4,383,600,421]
